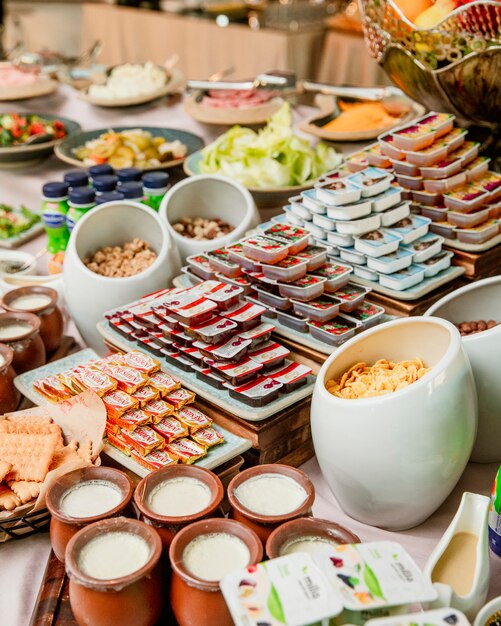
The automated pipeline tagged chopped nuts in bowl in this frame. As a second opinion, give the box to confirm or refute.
[171,217,234,241]
[83,238,157,278]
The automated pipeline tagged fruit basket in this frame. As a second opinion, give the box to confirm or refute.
[359,0,501,127]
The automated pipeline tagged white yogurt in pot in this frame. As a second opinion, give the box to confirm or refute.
[280,536,339,557]
[10,294,52,311]
[60,480,123,518]
[78,532,151,579]
[235,473,307,516]
[183,533,250,582]
[0,322,32,340]
[148,477,212,517]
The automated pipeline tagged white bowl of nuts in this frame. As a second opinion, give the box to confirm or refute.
[63,200,180,352]
[426,276,501,463]
[159,174,260,262]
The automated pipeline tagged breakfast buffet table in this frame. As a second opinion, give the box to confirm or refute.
[1,84,500,626]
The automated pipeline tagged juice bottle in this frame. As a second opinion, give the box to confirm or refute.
[67,188,96,234]
[41,182,70,253]
[116,167,142,183]
[489,465,501,557]
[95,191,125,205]
[142,172,169,212]
[119,181,144,202]
[93,175,118,196]
[63,170,89,189]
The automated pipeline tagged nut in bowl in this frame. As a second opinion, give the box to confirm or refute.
[159,174,260,263]
[311,317,477,530]
[426,276,501,463]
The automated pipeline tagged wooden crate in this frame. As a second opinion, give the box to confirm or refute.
[449,244,501,279]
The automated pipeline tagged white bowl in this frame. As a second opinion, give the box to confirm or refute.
[311,317,477,530]
[159,174,260,263]
[63,201,180,353]
[426,276,501,463]
[473,596,501,626]
[0,249,36,278]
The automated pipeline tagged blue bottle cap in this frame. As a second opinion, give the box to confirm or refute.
[119,181,144,200]
[93,175,118,193]
[69,187,96,205]
[88,164,114,178]
[42,181,69,199]
[95,191,126,205]
[63,171,89,188]
[143,172,169,189]
[117,167,143,183]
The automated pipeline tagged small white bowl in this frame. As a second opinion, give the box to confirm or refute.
[426,276,501,462]
[63,201,180,352]
[159,174,260,263]
[0,249,36,277]
[311,317,477,530]
[473,596,501,626]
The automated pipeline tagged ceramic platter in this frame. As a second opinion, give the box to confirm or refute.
[442,232,501,253]
[184,150,317,209]
[299,94,426,142]
[78,67,184,108]
[14,348,252,477]
[0,221,44,250]
[96,321,315,422]
[184,93,284,126]
[350,265,465,301]
[0,114,81,169]
[0,70,57,102]
[55,126,204,171]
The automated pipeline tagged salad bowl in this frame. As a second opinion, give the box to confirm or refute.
[0,114,81,168]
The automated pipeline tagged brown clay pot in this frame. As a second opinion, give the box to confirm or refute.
[266,516,361,560]
[46,466,134,563]
[169,518,262,626]
[1,286,63,353]
[227,464,315,546]
[0,311,45,374]
[0,343,20,413]
[134,465,224,553]
[66,517,163,626]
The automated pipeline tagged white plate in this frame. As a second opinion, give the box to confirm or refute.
[14,348,252,475]
[0,72,57,101]
[78,67,184,107]
[184,93,284,126]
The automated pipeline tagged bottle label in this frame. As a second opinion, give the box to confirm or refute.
[42,212,66,229]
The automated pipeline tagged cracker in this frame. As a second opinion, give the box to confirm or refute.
[77,440,93,465]
[0,460,12,482]
[8,480,42,503]
[0,485,21,511]
[0,431,59,482]
[49,441,80,471]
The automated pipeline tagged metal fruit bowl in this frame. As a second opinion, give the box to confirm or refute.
[359,0,501,128]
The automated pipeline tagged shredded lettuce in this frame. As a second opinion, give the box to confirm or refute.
[200,103,342,188]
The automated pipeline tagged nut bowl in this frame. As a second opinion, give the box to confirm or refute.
[426,276,501,463]
[359,0,501,128]
[311,316,477,530]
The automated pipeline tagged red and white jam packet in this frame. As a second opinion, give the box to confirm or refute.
[102,389,139,418]
[186,316,238,344]
[210,356,263,386]
[248,341,290,368]
[226,376,283,406]
[267,360,312,392]
[167,437,207,464]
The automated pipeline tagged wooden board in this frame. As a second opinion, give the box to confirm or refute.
[29,456,244,626]
[448,242,501,279]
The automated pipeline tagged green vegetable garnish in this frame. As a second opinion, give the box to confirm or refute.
[0,204,40,239]
[200,102,342,188]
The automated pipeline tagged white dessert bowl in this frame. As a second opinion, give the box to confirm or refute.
[159,174,260,263]
[426,275,501,463]
[311,316,477,531]
[63,201,180,353]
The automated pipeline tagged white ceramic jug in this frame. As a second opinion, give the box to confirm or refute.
[424,491,490,620]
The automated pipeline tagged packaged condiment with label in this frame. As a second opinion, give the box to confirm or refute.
[291,295,341,323]
[261,256,309,283]
[210,356,263,386]
[277,309,309,333]
[130,385,159,408]
[169,296,218,326]
[143,399,174,423]
[266,360,312,393]
[73,367,117,397]
[167,437,207,464]
[109,408,151,432]
[227,242,262,272]
[148,371,181,396]
[104,365,149,394]
[130,447,179,471]
[278,274,326,303]
[293,245,328,271]
[255,286,292,311]
[191,426,225,448]
[121,425,164,456]
[106,430,132,456]
[151,416,189,443]
[205,282,244,311]
[102,389,139,418]
[248,341,290,369]
[343,301,385,329]
[175,406,213,433]
[206,247,243,278]
[186,316,238,344]
[215,272,254,296]
[307,315,360,346]
[226,375,283,406]
[194,335,252,363]
[186,254,218,281]
[237,322,275,347]
[164,388,196,409]
[262,223,311,254]
[221,302,266,331]
[241,236,290,265]
[118,350,160,374]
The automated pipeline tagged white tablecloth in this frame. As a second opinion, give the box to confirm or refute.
[0,85,500,626]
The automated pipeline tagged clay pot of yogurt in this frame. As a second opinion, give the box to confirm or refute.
[266,516,361,560]
[227,464,315,546]
[0,343,20,413]
[66,517,163,626]
[46,466,134,563]
[169,518,262,626]
[134,465,224,552]
[0,311,45,374]
[2,286,63,353]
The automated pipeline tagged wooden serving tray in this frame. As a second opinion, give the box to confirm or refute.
[29,455,244,626]
[448,241,501,279]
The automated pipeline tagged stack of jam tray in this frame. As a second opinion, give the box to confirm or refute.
[181,228,387,351]
[14,348,252,479]
[94,281,317,422]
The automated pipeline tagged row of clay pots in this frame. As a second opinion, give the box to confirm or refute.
[47,464,360,626]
